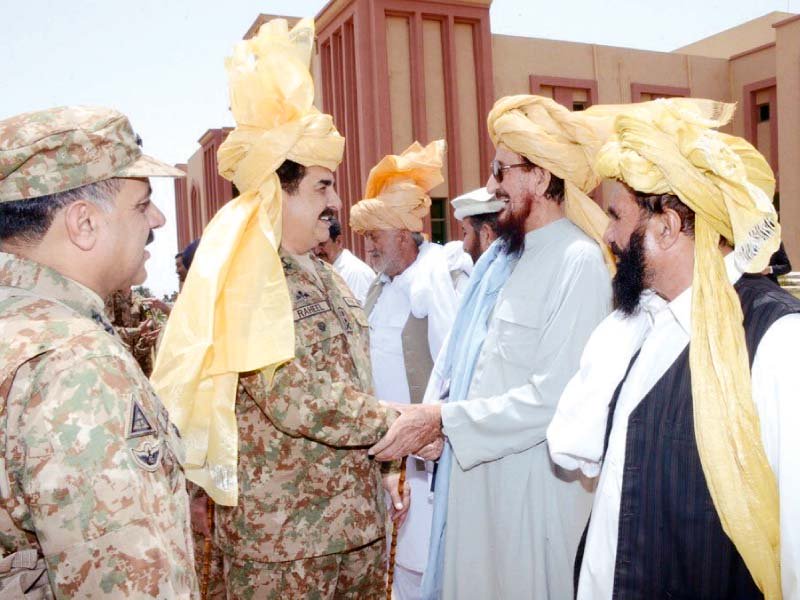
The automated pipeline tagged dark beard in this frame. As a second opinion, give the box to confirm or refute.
[496,193,533,257]
[611,229,648,316]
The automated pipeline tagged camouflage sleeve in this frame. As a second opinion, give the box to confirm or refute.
[21,351,197,598]
[243,347,397,448]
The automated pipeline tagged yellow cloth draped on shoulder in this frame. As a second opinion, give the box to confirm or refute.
[150,18,344,506]
[349,139,445,233]
[486,94,621,273]
[595,98,781,598]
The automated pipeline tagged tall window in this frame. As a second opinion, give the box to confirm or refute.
[744,79,778,183]
[430,198,448,245]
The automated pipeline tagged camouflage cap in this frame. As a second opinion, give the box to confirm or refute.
[0,105,185,202]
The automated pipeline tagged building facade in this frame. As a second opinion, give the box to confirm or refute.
[175,1,799,266]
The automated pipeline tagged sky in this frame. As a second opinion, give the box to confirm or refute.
[3,0,798,296]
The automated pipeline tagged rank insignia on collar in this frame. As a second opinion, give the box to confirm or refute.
[337,307,353,334]
[128,400,156,439]
[130,440,162,472]
[90,310,115,335]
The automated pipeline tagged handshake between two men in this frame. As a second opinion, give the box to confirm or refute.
[370,403,446,462]
[372,403,445,532]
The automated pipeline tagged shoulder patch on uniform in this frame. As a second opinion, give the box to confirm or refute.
[294,301,331,321]
[130,439,162,471]
[343,297,361,308]
[128,400,156,439]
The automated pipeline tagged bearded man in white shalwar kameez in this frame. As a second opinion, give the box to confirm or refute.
[370,96,618,599]
[351,140,457,600]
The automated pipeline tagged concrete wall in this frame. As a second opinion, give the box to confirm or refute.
[173,164,190,250]
[381,15,488,195]
[185,148,206,241]
[316,0,494,248]
[729,45,777,137]
[676,12,790,58]
[492,36,596,100]
[492,35,729,105]
[386,15,414,154]
[775,17,800,265]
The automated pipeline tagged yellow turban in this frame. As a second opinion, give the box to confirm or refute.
[350,139,445,233]
[151,18,344,506]
[596,98,781,598]
[487,95,618,272]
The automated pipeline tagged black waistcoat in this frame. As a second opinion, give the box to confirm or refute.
[579,275,800,600]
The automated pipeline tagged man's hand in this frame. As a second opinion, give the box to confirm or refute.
[138,319,161,345]
[382,471,411,528]
[369,403,442,461]
[142,297,172,316]
[416,435,445,461]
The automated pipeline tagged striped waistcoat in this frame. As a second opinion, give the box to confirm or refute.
[579,275,800,599]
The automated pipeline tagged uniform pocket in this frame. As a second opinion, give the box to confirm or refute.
[294,302,344,348]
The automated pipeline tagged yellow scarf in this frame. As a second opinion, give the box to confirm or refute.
[595,98,781,598]
[350,140,445,233]
[151,18,344,506]
[486,95,619,273]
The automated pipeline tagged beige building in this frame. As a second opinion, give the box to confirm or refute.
[175,1,799,267]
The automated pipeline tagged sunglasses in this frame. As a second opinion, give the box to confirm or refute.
[490,159,531,183]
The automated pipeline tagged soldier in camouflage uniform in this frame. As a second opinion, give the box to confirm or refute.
[0,106,198,598]
[212,160,407,600]
[105,289,169,377]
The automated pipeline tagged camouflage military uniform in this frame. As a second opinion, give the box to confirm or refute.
[0,253,198,598]
[105,290,167,377]
[214,252,395,599]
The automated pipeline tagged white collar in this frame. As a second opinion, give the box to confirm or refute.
[637,290,667,324]
[378,243,427,285]
[333,248,349,269]
[666,252,743,336]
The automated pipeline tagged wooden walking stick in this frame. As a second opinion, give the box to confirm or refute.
[386,457,407,600]
[200,496,214,599]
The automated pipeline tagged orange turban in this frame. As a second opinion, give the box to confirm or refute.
[350,139,445,233]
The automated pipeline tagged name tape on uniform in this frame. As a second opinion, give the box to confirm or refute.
[294,301,332,321]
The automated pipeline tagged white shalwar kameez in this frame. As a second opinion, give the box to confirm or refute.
[333,248,375,305]
[439,219,611,600]
[369,242,457,599]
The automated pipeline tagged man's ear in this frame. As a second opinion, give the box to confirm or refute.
[479,222,493,247]
[530,166,551,198]
[651,207,684,250]
[63,201,100,251]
